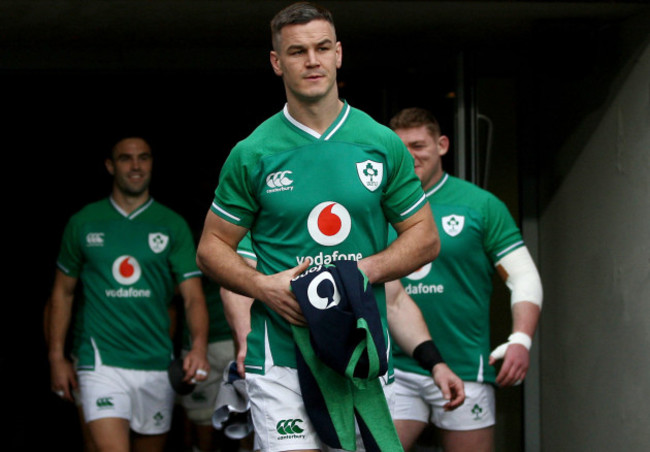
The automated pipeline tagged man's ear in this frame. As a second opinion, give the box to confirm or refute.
[335,41,342,69]
[105,158,115,176]
[270,51,283,76]
[438,135,450,157]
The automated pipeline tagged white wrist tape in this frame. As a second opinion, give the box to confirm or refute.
[496,246,543,309]
[489,332,532,360]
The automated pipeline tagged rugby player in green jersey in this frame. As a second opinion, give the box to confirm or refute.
[47,137,210,452]
[197,3,464,451]
[388,108,543,452]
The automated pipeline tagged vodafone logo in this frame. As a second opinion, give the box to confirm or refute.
[112,255,142,285]
[406,262,432,281]
[307,202,351,246]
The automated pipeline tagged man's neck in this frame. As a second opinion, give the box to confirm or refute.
[285,94,343,135]
[111,189,150,215]
[422,171,445,192]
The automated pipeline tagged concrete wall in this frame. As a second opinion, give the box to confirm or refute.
[539,41,649,451]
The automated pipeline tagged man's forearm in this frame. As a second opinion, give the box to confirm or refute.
[221,287,253,343]
[385,280,432,355]
[359,204,439,284]
[220,257,256,341]
[47,271,76,361]
[511,301,541,339]
[48,299,71,361]
[180,278,210,352]
[198,242,266,300]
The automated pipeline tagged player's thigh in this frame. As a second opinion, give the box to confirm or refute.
[394,419,428,452]
[87,417,130,452]
[70,363,98,452]
[131,431,169,452]
[440,426,494,452]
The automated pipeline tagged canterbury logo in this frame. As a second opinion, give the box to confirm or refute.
[86,232,105,246]
[266,171,293,188]
[276,419,304,435]
[96,397,114,408]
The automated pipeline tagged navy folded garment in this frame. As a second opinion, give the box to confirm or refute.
[290,260,402,452]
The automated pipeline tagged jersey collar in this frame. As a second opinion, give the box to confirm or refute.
[424,172,449,198]
[109,196,154,220]
[283,100,350,141]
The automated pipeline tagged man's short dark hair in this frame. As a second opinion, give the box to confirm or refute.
[271,2,335,51]
[109,136,150,160]
[389,107,442,139]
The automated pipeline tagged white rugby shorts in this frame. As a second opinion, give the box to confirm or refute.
[246,365,395,452]
[77,352,175,435]
[392,368,495,431]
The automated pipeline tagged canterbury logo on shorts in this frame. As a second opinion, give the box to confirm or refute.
[276,418,304,435]
[96,397,114,409]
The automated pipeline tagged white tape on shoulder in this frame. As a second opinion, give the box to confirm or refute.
[497,246,543,308]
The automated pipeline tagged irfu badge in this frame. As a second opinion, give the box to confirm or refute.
[149,233,169,254]
[356,160,383,192]
[441,214,465,237]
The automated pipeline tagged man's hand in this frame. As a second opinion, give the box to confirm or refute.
[490,342,530,387]
[489,331,532,386]
[49,356,77,402]
[256,260,310,326]
[432,363,465,411]
[183,348,210,384]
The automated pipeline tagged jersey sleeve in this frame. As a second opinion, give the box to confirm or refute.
[56,216,84,277]
[483,194,525,263]
[381,134,427,224]
[168,216,203,283]
[386,224,398,246]
[210,144,259,228]
[236,231,257,262]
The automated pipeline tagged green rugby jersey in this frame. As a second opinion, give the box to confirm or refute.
[57,197,202,371]
[181,232,257,349]
[390,173,524,383]
[210,101,427,374]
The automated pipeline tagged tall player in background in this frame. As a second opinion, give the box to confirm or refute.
[388,107,542,452]
[46,137,209,452]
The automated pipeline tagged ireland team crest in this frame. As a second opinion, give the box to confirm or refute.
[149,233,169,254]
[441,215,465,237]
[356,160,383,192]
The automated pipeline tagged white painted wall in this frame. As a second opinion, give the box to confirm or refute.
[539,42,650,451]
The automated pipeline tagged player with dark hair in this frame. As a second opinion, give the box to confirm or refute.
[47,137,209,452]
[196,3,464,451]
